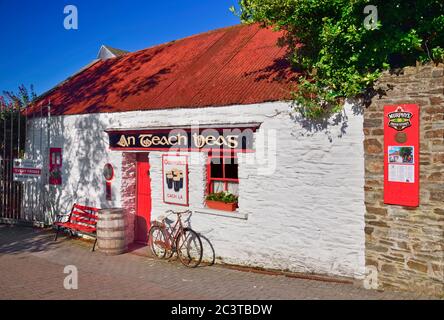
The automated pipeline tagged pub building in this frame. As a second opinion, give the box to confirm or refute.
[25,24,366,279]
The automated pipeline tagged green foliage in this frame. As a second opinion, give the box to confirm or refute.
[235,0,444,119]
[0,85,36,158]
[399,147,412,158]
[1,84,37,112]
[206,191,239,204]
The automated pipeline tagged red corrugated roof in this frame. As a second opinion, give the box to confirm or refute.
[31,24,297,116]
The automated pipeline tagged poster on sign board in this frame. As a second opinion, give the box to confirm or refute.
[162,155,189,206]
[387,146,415,183]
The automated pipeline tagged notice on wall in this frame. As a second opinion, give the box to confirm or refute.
[13,159,42,182]
[162,155,189,206]
[387,146,415,183]
[388,164,415,183]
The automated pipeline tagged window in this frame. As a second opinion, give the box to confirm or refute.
[207,155,239,196]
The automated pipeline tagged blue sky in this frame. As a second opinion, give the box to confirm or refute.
[0,1,240,96]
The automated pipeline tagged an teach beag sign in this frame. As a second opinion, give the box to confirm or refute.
[106,127,256,152]
[384,104,419,207]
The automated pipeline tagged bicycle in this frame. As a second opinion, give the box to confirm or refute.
[148,209,203,268]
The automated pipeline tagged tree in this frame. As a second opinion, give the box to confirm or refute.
[0,85,37,159]
[399,147,413,162]
[234,0,444,118]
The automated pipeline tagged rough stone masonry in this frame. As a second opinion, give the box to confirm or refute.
[364,63,444,296]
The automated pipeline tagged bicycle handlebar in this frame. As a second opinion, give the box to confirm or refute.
[165,209,192,215]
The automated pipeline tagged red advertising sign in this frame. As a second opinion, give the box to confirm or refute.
[162,155,189,206]
[384,104,419,207]
[49,148,63,185]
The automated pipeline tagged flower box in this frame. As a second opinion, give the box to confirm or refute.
[206,200,237,212]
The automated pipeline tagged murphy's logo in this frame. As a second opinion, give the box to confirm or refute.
[388,107,413,131]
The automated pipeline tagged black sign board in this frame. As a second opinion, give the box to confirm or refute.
[106,126,258,152]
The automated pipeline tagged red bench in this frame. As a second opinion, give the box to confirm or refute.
[53,203,99,251]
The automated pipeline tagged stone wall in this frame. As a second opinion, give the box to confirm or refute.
[364,64,444,296]
[121,153,136,246]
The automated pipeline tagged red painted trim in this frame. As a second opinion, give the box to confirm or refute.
[135,153,152,243]
[162,154,190,207]
[161,155,166,204]
[106,181,112,201]
[206,158,211,194]
[206,154,239,195]
[136,157,141,220]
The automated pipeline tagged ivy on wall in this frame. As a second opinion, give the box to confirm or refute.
[233,0,444,119]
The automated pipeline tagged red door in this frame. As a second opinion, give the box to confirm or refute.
[135,153,151,243]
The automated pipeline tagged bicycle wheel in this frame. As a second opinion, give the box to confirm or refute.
[176,228,203,268]
[148,226,168,259]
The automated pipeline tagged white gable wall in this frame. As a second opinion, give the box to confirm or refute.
[26,101,366,278]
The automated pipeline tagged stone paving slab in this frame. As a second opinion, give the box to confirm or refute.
[0,225,433,300]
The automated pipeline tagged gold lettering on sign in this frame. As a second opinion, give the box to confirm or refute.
[117,135,136,147]
[226,135,239,149]
[139,134,185,148]
[140,134,153,147]
[117,135,128,147]
[193,133,206,148]
[115,131,244,149]
[177,133,187,146]
[192,133,239,149]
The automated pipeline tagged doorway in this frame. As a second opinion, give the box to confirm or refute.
[135,153,151,243]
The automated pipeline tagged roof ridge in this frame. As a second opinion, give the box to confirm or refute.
[102,45,129,56]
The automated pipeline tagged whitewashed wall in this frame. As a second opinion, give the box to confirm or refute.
[27,101,365,278]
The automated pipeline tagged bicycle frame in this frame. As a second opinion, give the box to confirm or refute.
[149,209,203,268]
[155,211,189,252]
[163,215,183,251]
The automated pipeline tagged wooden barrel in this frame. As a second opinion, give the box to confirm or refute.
[97,208,127,255]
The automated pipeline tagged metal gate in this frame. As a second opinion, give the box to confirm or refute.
[0,159,23,222]
[0,101,50,226]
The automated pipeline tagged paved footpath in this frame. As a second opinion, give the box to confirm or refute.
[0,225,430,300]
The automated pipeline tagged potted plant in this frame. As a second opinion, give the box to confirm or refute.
[206,191,238,212]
